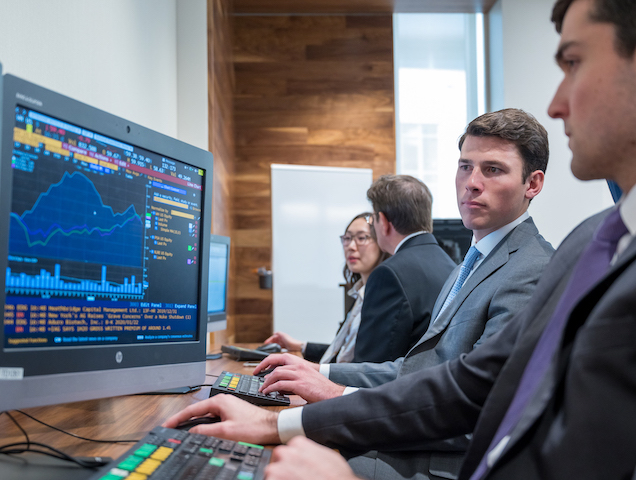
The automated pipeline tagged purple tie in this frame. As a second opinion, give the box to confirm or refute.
[471,208,628,479]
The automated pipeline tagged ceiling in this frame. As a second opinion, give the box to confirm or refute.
[233,0,498,14]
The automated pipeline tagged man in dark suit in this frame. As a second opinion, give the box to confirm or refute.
[271,175,456,364]
[346,174,457,363]
[165,0,636,478]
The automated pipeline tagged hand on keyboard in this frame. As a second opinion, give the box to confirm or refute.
[259,362,347,403]
[253,353,318,376]
[163,394,282,445]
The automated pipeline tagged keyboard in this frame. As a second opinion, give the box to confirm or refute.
[88,426,270,480]
[210,371,290,407]
[221,345,270,361]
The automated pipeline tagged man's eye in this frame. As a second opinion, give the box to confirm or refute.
[565,59,578,70]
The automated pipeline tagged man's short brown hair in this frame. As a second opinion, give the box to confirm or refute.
[552,0,636,58]
[367,175,433,235]
[458,108,549,182]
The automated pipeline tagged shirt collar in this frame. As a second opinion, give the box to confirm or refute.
[394,230,427,254]
[472,211,530,258]
[347,279,365,299]
[618,184,636,236]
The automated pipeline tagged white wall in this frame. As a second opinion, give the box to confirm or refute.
[177,0,209,150]
[271,165,373,344]
[488,0,613,247]
[0,0,208,147]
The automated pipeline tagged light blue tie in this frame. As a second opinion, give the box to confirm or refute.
[436,246,480,318]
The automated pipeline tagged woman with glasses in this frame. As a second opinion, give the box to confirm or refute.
[264,212,389,363]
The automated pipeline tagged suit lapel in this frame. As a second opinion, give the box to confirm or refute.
[430,266,460,320]
[501,213,636,459]
[418,222,532,344]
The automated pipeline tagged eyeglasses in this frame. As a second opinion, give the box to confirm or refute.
[340,234,373,246]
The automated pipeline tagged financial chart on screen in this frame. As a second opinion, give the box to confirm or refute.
[4,107,205,349]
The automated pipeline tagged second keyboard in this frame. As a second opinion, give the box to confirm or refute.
[210,371,290,407]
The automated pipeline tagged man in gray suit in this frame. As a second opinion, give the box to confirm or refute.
[166,0,636,479]
[165,108,555,479]
[257,108,553,404]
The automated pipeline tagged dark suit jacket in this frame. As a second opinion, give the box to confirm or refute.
[303,341,330,363]
[301,209,636,479]
[352,233,456,363]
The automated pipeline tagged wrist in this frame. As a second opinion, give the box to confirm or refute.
[267,411,282,444]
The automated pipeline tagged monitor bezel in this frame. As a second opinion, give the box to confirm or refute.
[0,73,212,410]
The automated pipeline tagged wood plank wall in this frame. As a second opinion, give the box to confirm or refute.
[231,15,396,342]
[208,0,235,348]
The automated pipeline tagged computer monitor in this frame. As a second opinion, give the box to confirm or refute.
[433,218,473,265]
[0,73,213,411]
[207,234,230,332]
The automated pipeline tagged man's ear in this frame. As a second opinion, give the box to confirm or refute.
[524,170,545,200]
[376,212,392,236]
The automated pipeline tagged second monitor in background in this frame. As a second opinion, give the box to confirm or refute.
[207,234,230,333]
[433,219,472,265]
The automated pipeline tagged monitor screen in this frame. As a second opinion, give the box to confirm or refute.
[0,74,213,410]
[207,234,230,331]
[433,218,473,265]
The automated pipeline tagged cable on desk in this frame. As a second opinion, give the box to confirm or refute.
[14,410,139,444]
[0,440,109,468]
[0,412,112,469]
[4,411,30,448]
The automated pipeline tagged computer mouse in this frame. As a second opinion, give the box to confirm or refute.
[175,416,221,430]
[256,343,281,353]
[255,367,277,377]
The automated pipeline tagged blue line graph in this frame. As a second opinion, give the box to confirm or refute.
[9,171,143,267]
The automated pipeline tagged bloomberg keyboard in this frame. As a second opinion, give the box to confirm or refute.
[210,371,290,407]
[88,426,270,480]
[221,345,269,361]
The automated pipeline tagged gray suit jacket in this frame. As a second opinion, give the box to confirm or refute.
[300,209,636,480]
[314,218,555,479]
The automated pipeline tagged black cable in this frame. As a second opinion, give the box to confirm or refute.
[1,412,112,469]
[4,412,30,449]
[0,441,109,468]
[15,410,138,444]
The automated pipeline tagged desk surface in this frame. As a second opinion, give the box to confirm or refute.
[0,347,303,479]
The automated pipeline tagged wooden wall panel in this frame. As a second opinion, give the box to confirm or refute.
[231,14,396,342]
[208,0,235,348]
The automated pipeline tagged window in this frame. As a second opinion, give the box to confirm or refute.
[394,13,486,219]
